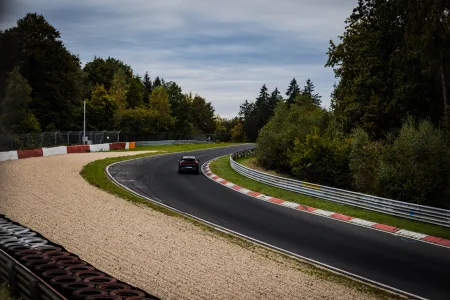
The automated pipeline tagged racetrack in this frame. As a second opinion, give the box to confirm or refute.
[109,144,450,300]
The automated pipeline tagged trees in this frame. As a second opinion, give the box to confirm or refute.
[191,95,215,134]
[286,78,300,105]
[149,86,175,132]
[0,67,41,133]
[0,13,83,130]
[126,75,144,109]
[86,85,117,130]
[326,0,450,138]
[83,57,132,93]
[302,79,322,106]
[109,68,129,111]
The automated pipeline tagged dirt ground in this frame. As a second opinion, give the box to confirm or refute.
[0,152,396,300]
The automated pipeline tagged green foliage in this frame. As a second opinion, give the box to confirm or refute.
[126,75,144,108]
[289,126,352,189]
[191,95,215,133]
[256,101,328,173]
[149,86,175,132]
[230,120,245,142]
[349,128,383,193]
[326,0,450,138]
[109,68,129,111]
[86,85,117,130]
[0,67,41,133]
[0,13,83,130]
[83,56,132,93]
[286,78,300,105]
[376,117,450,207]
[114,108,155,134]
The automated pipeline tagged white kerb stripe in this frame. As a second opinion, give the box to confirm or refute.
[0,151,19,162]
[43,146,67,156]
[224,182,235,188]
[239,188,250,194]
[395,229,427,240]
[349,218,377,227]
[256,195,272,201]
[281,202,299,209]
[312,209,335,217]
[215,178,224,182]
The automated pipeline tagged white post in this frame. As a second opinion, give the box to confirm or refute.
[83,100,86,144]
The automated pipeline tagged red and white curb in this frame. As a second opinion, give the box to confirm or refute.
[0,142,135,162]
[202,159,450,249]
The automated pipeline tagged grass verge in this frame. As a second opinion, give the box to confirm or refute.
[80,143,404,299]
[210,155,450,240]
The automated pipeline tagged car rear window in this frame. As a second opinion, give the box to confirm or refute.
[182,158,196,163]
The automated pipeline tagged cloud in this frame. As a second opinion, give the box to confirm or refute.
[2,0,356,118]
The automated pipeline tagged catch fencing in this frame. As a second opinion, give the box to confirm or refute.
[0,131,211,151]
[230,149,450,228]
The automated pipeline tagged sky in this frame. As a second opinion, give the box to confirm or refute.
[0,0,357,118]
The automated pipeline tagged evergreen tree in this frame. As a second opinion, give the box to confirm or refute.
[153,76,162,88]
[142,71,152,103]
[126,76,144,108]
[268,87,282,116]
[302,78,322,106]
[286,78,300,105]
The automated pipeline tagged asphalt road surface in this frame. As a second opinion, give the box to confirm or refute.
[109,144,450,300]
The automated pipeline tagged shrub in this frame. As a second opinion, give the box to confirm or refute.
[376,117,450,207]
[349,128,383,193]
[289,126,352,188]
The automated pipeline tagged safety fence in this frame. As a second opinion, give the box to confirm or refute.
[230,149,450,227]
[0,215,160,300]
[0,131,212,151]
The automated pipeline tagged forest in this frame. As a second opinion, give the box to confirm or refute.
[1,0,449,208]
[238,0,450,208]
[0,13,225,138]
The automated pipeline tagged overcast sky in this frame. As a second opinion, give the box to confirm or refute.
[1,0,356,118]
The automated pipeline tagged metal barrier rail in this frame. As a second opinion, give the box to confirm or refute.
[230,149,450,227]
[0,249,66,300]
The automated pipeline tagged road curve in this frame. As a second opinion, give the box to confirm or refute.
[108,145,450,300]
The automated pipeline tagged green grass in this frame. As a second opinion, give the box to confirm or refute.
[210,156,450,240]
[79,143,404,299]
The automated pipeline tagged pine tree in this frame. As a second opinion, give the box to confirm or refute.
[268,87,282,116]
[286,78,300,105]
[302,78,322,106]
[153,76,162,88]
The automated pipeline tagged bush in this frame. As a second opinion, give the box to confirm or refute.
[349,128,383,193]
[289,126,352,188]
[256,101,328,173]
[375,117,450,207]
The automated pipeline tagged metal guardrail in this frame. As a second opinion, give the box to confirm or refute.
[230,149,450,228]
[0,249,66,300]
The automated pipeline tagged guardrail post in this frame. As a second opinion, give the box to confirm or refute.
[29,278,40,300]
[7,261,17,297]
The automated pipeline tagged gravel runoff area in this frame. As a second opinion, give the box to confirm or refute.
[0,151,395,300]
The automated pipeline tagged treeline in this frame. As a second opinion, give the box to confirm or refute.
[0,13,223,137]
[243,0,450,208]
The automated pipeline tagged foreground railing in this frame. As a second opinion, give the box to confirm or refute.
[230,149,450,227]
[0,249,66,300]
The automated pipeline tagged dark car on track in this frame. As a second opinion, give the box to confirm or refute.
[178,156,200,174]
